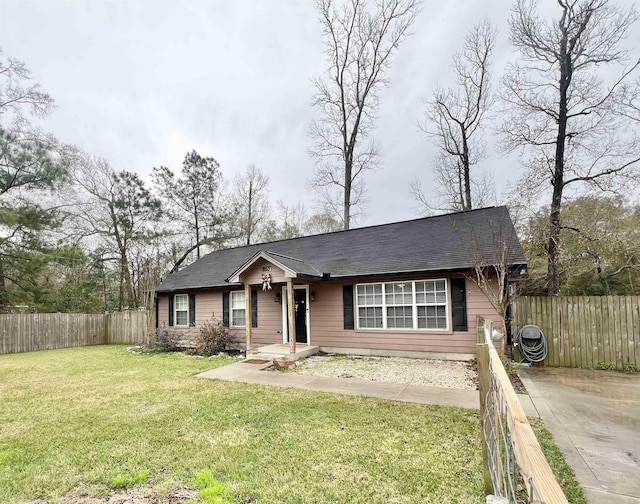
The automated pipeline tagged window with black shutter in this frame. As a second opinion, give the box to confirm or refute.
[343,285,354,330]
[222,292,230,327]
[251,290,258,328]
[451,278,468,332]
[189,294,196,327]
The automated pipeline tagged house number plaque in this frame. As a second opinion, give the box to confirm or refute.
[262,266,272,272]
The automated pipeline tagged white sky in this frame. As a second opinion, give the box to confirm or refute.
[1,0,639,227]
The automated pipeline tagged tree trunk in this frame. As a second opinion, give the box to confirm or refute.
[343,159,352,230]
[246,180,253,245]
[547,35,571,297]
[461,130,472,211]
[194,200,200,259]
[0,256,6,311]
[120,250,135,309]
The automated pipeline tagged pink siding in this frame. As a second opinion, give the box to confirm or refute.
[251,289,283,345]
[308,274,501,355]
[157,290,243,346]
[157,272,502,354]
[157,288,282,348]
[239,258,289,285]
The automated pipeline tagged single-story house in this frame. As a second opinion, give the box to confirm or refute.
[155,206,527,359]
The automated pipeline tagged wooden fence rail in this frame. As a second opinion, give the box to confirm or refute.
[512,296,640,370]
[478,317,568,503]
[0,311,149,355]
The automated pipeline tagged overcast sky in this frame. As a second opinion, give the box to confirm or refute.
[1,0,639,228]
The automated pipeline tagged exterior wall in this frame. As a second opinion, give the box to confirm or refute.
[251,288,283,346]
[307,273,501,355]
[239,258,288,285]
[157,271,503,355]
[157,288,282,348]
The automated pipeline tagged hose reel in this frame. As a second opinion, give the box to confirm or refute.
[515,324,548,363]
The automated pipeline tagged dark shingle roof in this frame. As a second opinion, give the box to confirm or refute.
[156,206,526,293]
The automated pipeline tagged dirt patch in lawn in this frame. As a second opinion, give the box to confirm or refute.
[26,484,199,504]
[293,354,478,389]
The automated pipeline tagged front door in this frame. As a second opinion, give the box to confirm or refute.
[282,286,310,344]
[294,288,307,343]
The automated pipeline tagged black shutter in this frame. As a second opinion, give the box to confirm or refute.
[222,292,229,327]
[168,295,174,327]
[451,278,468,332]
[155,297,159,329]
[343,285,354,330]
[189,294,196,327]
[251,290,258,328]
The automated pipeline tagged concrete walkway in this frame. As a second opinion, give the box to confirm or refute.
[519,367,640,504]
[197,360,539,416]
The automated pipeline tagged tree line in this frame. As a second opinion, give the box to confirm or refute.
[309,0,640,296]
[0,51,340,313]
[1,0,639,314]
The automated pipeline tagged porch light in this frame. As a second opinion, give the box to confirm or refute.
[274,293,281,303]
[310,291,316,302]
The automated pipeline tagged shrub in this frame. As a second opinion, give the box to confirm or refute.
[194,317,230,356]
[596,361,616,371]
[152,324,181,352]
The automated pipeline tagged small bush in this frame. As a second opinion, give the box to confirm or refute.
[152,324,181,352]
[194,317,230,356]
[624,363,639,373]
[596,361,616,371]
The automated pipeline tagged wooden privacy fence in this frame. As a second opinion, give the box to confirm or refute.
[512,296,640,370]
[477,317,568,504]
[0,311,149,355]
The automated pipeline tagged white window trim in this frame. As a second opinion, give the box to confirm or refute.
[230,291,246,328]
[355,279,449,331]
[174,294,189,327]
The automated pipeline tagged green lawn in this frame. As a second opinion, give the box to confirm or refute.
[0,346,486,503]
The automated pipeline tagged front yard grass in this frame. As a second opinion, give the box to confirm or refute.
[0,346,485,503]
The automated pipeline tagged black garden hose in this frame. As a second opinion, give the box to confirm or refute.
[516,325,548,363]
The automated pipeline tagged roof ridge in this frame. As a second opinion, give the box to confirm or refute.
[264,251,306,263]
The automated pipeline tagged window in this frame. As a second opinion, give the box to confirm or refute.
[385,282,414,328]
[356,284,383,328]
[231,291,246,327]
[355,280,448,331]
[416,280,447,329]
[174,294,188,327]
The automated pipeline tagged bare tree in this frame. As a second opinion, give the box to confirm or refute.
[465,215,527,353]
[232,164,271,245]
[410,163,496,216]
[309,0,420,230]
[416,20,496,213]
[500,0,640,295]
[0,47,54,124]
[70,156,161,310]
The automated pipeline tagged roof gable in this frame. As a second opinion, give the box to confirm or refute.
[227,251,322,283]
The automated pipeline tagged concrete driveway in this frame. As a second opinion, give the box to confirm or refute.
[519,367,640,504]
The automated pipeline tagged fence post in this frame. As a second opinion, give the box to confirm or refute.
[477,317,493,495]
[103,313,110,345]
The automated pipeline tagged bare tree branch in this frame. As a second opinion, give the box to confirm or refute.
[309,0,420,229]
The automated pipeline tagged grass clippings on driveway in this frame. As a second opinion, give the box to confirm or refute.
[0,346,486,504]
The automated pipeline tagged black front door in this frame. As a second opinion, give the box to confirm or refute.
[294,289,307,343]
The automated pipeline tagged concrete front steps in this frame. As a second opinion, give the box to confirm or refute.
[246,343,319,362]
